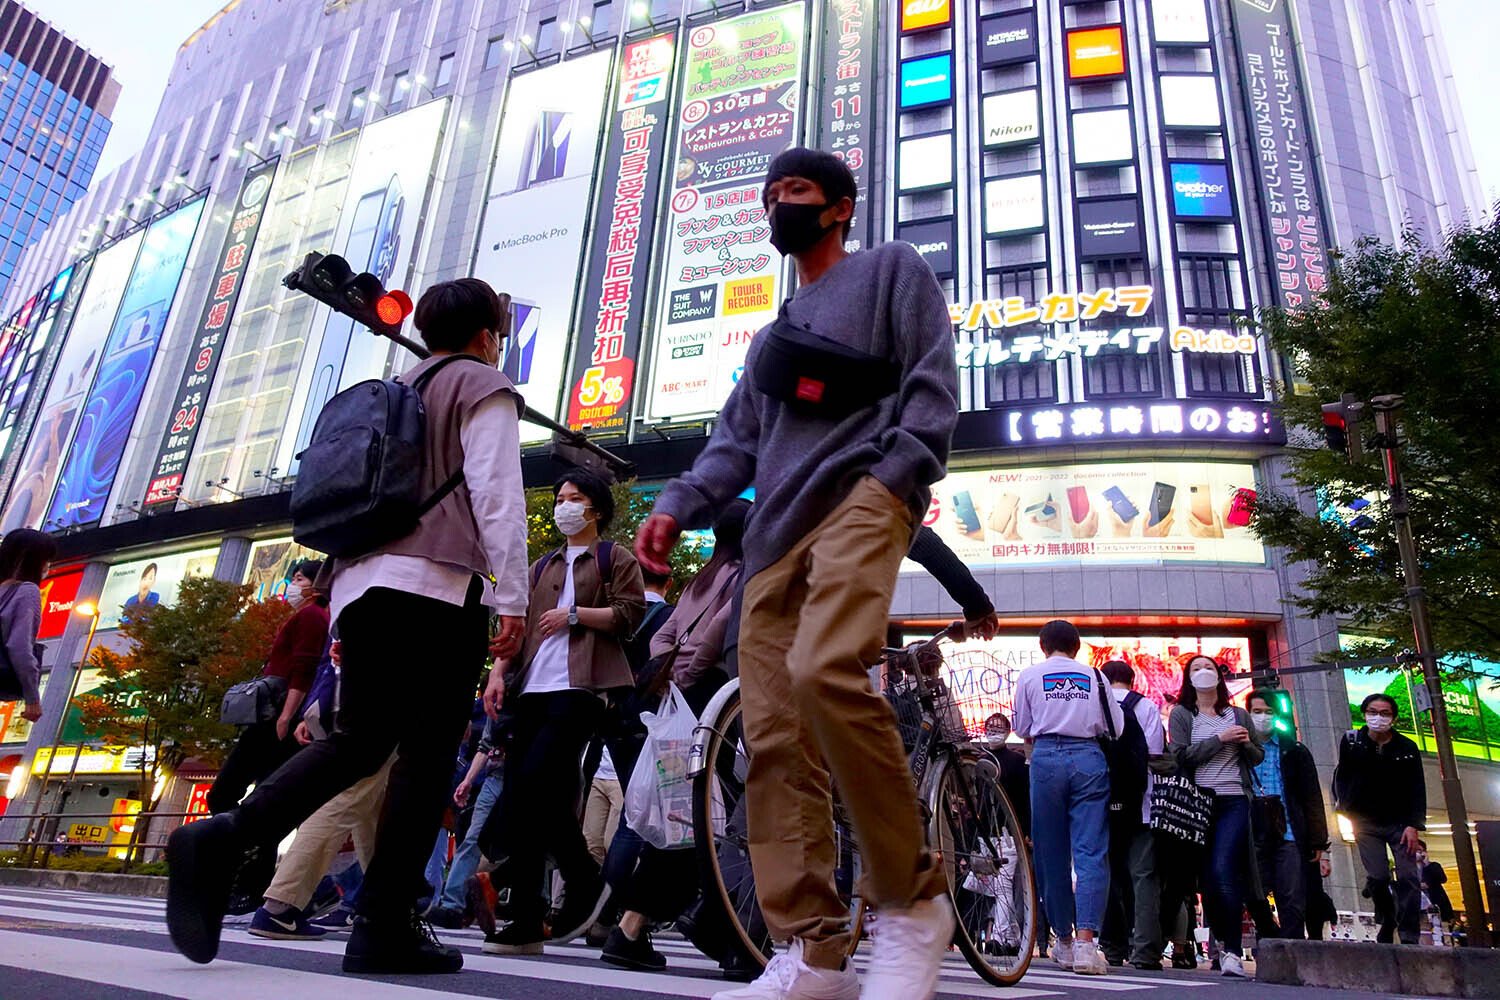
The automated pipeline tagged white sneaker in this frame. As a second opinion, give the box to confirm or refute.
[1052,939,1074,971]
[711,938,860,1000]
[862,895,956,1000]
[1220,952,1246,978]
[1071,940,1108,976]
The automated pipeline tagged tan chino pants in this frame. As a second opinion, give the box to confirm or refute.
[739,475,947,970]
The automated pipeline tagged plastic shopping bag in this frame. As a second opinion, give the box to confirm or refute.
[624,683,698,850]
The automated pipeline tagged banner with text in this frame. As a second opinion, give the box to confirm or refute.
[647,3,807,420]
[816,0,877,251]
[144,158,278,507]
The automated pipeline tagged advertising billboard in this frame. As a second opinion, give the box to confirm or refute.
[1170,161,1234,219]
[281,100,450,471]
[565,36,675,437]
[898,134,953,191]
[244,536,323,601]
[144,159,279,507]
[1066,26,1126,80]
[96,545,220,631]
[815,0,878,251]
[982,89,1040,147]
[1078,196,1145,258]
[1072,108,1134,166]
[897,218,957,278]
[898,54,952,110]
[47,197,206,529]
[917,461,1265,568]
[979,11,1037,67]
[647,3,806,421]
[900,0,950,33]
[985,400,1284,447]
[1340,638,1500,762]
[984,174,1045,235]
[475,53,614,441]
[38,566,84,639]
[1152,0,1211,44]
[1,231,143,532]
[1159,74,1222,128]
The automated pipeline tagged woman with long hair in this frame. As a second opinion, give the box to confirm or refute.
[1166,655,1263,977]
[0,528,58,724]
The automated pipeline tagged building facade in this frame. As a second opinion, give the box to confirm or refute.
[0,0,116,302]
[0,0,1489,922]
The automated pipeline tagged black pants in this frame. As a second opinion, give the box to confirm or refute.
[1356,820,1421,944]
[1157,835,1202,948]
[1247,833,1306,939]
[234,583,488,921]
[207,718,300,898]
[484,689,603,928]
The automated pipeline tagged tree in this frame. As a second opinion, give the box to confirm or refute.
[1251,214,1500,672]
[73,576,292,852]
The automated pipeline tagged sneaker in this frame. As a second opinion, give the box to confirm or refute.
[342,912,463,975]
[165,814,242,964]
[862,895,956,1000]
[306,876,342,920]
[310,907,356,932]
[548,872,610,945]
[720,945,760,982]
[1053,939,1074,971]
[1220,952,1246,978]
[1072,940,1108,976]
[601,925,668,971]
[484,922,545,955]
[425,905,464,930]
[586,921,613,948]
[249,905,327,940]
[710,939,859,1000]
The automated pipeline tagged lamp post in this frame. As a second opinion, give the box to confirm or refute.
[24,600,101,862]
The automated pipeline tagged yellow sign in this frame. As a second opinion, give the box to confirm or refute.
[66,822,108,843]
[31,744,156,776]
[722,275,775,316]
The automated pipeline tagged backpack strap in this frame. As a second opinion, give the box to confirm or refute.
[1094,668,1118,741]
[1123,690,1144,713]
[531,548,563,589]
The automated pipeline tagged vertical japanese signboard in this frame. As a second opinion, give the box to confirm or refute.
[816,0,877,251]
[144,158,278,507]
[1229,0,1329,309]
[565,34,677,437]
[647,2,807,421]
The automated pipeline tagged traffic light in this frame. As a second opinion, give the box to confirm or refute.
[1320,392,1366,463]
[1267,687,1297,740]
[282,252,413,339]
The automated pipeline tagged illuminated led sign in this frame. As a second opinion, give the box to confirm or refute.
[1066,26,1126,80]
[899,53,953,109]
[898,133,953,190]
[984,174,1045,235]
[1160,74,1222,128]
[988,401,1284,446]
[1072,108,1134,166]
[1170,161,1234,219]
[901,0,952,33]
[979,11,1036,66]
[982,89,1040,147]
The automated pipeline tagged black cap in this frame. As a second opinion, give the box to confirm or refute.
[763,147,857,212]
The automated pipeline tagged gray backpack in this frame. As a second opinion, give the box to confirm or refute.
[290,354,479,558]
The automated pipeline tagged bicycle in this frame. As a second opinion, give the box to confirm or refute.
[688,622,1038,986]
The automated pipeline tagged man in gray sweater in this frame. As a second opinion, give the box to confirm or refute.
[637,149,959,1000]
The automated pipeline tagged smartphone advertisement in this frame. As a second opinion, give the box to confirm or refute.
[647,3,807,421]
[0,231,143,532]
[475,52,613,442]
[916,460,1265,568]
[280,99,449,474]
[47,197,206,529]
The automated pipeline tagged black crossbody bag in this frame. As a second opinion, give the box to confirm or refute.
[754,302,900,418]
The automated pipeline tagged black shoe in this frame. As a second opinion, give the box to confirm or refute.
[601,926,667,971]
[549,872,609,945]
[425,905,463,930]
[166,814,242,964]
[1172,954,1197,970]
[1131,960,1164,971]
[342,912,463,975]
[306,876,342,920]
[586,921,612,948]
[484,922,545,955]
[720,945,759,981]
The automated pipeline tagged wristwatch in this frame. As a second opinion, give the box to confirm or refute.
[568,604,579,627]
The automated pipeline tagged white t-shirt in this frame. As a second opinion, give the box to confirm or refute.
[1011,654,1125,741]
[521,546,586,694]
[596,745,617,782]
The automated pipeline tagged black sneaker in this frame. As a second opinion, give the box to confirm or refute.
[601,926,667,971]
[484,922,545,955]
[306,876,342,920]
[425,905,464,929]
[548,873,609,945]
[342,912,463,975]
[585,921,612,948]
[166,814,242,964]
[720,945,759,982]
[1131,959,1164,971]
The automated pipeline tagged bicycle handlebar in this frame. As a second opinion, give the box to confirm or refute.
[881,621,967,676]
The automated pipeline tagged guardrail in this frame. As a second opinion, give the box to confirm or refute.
[0,807,203,873]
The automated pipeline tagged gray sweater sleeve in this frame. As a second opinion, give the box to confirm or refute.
[654,375,761,533]
[869,248,959,501]
[2,582,42,704]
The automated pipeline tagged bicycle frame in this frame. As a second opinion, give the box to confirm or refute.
[687,676,743,780]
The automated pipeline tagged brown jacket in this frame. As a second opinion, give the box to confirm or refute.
[505,538,646,693]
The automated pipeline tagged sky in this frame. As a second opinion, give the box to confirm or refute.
[26,0,1500,206]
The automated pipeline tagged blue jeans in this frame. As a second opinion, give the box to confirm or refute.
[1029,736,1111,937]
[438,772,503,911]
[1201,795,1250,955]
[419,827,449,909]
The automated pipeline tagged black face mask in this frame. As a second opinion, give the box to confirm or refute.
[768,201,835,256]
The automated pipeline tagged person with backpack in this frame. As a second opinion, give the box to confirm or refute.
[1167,656,1263,978]
[167,278,529,976]
[1012,619,1124,976]
[479,469,646,956]
[1099,659,1164,970]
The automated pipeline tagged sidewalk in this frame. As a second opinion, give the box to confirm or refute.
[1257,939,1500,998]
[0,866,166,898]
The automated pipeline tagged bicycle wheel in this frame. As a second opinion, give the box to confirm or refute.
[928,752,1037,986]
[692,684,864,968]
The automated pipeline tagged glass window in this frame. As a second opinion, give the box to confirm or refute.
[308,103,325,133]
[484,35,506,69]
[435,53,455,88]
[389,71,408,100]
[537,17,557,52]
[592,0,614,34]
[347,87,365,119]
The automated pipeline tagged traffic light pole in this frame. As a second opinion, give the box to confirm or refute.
[1371,394,1490,947]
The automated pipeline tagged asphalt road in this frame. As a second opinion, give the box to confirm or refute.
[0,886,1408,999]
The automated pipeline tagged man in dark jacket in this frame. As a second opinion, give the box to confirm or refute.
[1245,690,1329,940]
[1333,692,1427,944]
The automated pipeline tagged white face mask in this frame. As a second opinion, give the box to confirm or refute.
[1366,713,1394,733]
[284,583,305,608]
[554,500,591,537]
[1190,667,1219,690]
[1250,711,1275,734]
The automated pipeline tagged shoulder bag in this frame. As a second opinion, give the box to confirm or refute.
[1149,707,1215,846]
[637,571,738,701]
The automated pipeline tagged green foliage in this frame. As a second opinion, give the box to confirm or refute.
[0,850,167,876]
[1252,215,1500,671]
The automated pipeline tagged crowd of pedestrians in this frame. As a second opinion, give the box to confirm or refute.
[0,145,1455,1000]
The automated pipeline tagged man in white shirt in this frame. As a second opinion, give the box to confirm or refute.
[1012,620,1124,977]
[1099,659,1166,970]
[167,278,529,977]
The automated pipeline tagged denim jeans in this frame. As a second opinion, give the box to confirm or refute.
[437,771,503,912]
[1029,736,1111,937]
[1201,794,1250,955]
[419,827,449,909]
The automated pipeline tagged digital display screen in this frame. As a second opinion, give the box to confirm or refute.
[1153,0,1211,44]
[1160,74,1222,128]
[1072,107,1134,165]
[1170,162,1234,218]
[979,11,1036,66]
[982,89,1040,147]
[898,218,957,277]
[1078,197,1144,258]
[900,0,952,33]
[984,174,1045,235]
[899,54,953,109]
[1066,26,1126,80]
[898,133,953,190]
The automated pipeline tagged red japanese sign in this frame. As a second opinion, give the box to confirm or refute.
[37,567,83,639]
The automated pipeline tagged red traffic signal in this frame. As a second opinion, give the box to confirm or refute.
[1320,393,1366,463]
[282,252,411,339]
[375,289,413,326]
